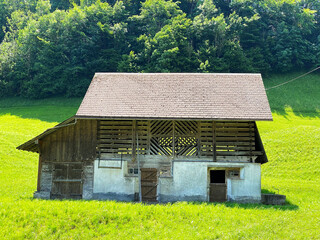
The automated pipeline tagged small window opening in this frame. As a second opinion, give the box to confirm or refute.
[210,170,225,183]
[128,168,138,175]
[228,170,240,179]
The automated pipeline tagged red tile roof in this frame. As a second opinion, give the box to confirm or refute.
[76,73,272,121]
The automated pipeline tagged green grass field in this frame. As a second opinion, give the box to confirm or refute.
[0,73,319,239]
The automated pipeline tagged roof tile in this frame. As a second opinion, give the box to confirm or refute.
[76,73,272,121]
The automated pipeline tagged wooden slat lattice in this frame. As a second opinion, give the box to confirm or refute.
[215,121,255,156]
[98,120,133,155]
[199,121,214,157]
[174,121,198,156]
[150,120,173,155]
[97,120,260,159]
[136,120,148,155]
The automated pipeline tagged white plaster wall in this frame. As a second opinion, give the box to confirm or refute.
[92,158,261,203]
[227,163,261,201]
[159,162,209,201]
[159,162,261,202]
[93,160,134,195]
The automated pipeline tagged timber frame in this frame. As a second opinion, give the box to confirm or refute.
[96,119,267,164]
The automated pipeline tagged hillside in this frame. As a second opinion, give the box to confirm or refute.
[0,74,319,239]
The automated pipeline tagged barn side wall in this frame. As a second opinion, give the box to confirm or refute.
[35,119,97,199]
[34,119,264,202]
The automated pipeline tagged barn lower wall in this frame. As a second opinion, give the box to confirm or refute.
[92,160,261,203]
[93,160,136,201]
[83,161,94,200]
[34,162,53,199]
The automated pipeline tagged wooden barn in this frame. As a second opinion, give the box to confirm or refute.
[17,73,272,203]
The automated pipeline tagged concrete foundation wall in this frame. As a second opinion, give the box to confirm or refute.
[93,160,136,201]
[92,159,261,203]
[227,163,261,203]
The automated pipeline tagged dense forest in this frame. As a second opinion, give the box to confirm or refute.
[0,0,319,98]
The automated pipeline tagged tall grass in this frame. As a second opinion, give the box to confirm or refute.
[0,74,319,239]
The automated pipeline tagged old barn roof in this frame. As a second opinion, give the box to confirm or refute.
[76,73,272,121]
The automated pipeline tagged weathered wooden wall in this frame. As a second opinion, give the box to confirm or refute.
[40,119,97,162]
[37,119,97,199]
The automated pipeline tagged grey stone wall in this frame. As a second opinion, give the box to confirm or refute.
[34,162,53,199]
[82,161,94,200]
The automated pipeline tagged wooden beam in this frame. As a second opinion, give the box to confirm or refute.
[213,121,216,161]
[132,120,136,161]
[37,140,43,191]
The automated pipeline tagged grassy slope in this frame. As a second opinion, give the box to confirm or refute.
[0,73,319,239]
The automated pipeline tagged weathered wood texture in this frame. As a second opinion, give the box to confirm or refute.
[97,120,264,162]
[209,183,227,202]
[141,168,158,202]
[41,119,97,162]
[38,119,97,199]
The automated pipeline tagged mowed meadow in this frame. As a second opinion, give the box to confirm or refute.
[0,74,320,239]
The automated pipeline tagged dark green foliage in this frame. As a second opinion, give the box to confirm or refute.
[0,0,320,98]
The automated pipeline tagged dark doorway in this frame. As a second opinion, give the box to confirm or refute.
[210,170,225,183]
[141,168,158,202]
[209,170,227,202]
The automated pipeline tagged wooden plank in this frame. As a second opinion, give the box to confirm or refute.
[98,143,133,148]
[99,139,136,144]
[216,146,253,150]
[37,141,43,191]
[216,132,254,137]
[99,125,133,130]
[216,137,255,141]
[216,151,263,156]
[58,127,64,162]
[100,121,133,126]
[213,121,216,161]
[91,119,98,158]
[132,120,136,159]
[98,130,133,134]
[216,142,255,146]
[99,135,138,139]
[65,125,71,162]
[215,127,251,132]
[215,122,254,127]
[75,120,81,160]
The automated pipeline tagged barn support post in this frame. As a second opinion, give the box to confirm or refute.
[137,132,142,202]
[132,120,137,161]
[37,140,43,192]
[213,121,216,162]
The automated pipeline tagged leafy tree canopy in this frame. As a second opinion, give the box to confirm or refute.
[0,0,319,98]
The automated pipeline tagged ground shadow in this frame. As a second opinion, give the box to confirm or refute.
[186,200,298,211]
[264,72,320,118]
[26,196,299,211]
[0,97,81,122]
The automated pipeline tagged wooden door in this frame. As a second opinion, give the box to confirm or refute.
[209,170,227,202]
[141,168,158,202]
[51,163,83,199]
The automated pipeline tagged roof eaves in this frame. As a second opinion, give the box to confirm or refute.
[75,115,273,121]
